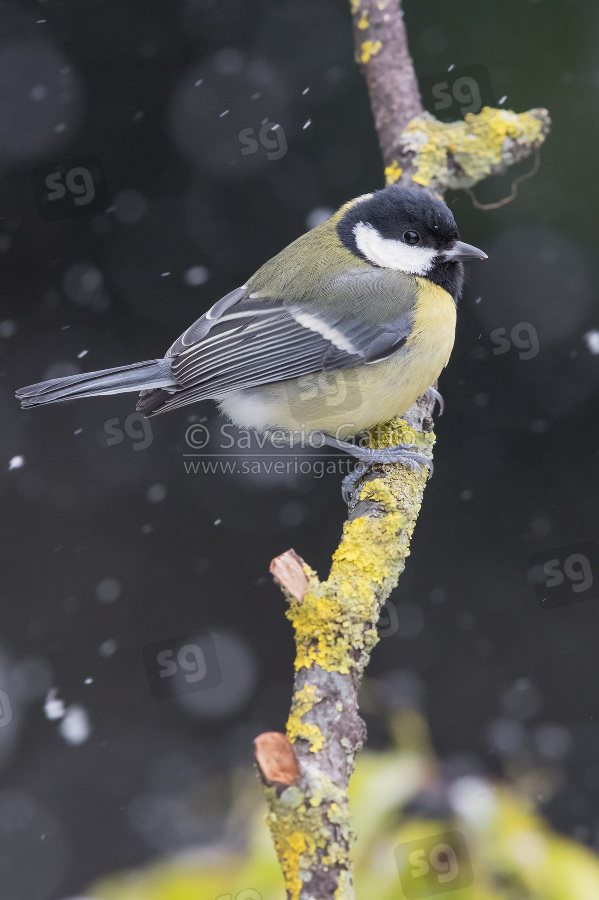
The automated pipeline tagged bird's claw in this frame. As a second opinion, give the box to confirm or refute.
[424,386,444,416]
[322,434,433,503]
[341,463,367,504]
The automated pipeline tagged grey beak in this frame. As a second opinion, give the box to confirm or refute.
[443,240,488,261]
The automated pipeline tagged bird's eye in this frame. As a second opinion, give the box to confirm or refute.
[403,230,420,245]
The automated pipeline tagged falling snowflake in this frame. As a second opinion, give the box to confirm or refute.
[59,705,92,746]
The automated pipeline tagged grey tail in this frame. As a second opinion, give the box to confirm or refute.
[16,358,174,409]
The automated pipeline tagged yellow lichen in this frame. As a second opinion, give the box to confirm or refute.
[309,773,348,811]
[350,0,360,13]
[384,160,403,184]
[265,780,354,900]
[286,419,434,675]
[279,831,308,900]
[360,40,382,64]
[362,417,435,457]
[400,106,548,189]
[266,797,323,900]
[287,684,325,753]
[357,10,369,29]
[335,869,355,900]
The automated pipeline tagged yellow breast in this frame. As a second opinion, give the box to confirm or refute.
[408,276,457,375]
[335,278,456,433]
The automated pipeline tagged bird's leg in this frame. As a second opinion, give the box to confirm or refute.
[322,434,433,471]
[424,386,444,415]
[320,434,433,503]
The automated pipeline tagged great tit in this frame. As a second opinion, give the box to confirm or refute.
[16,186,486,489]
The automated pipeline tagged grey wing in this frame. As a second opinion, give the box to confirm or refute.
[138,275,416,416]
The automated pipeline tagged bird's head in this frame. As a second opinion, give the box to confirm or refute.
[337,185,487,298]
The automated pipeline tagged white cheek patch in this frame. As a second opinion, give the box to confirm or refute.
[353,222,437,275]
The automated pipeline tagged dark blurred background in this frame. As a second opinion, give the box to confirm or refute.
[0,0,598,897]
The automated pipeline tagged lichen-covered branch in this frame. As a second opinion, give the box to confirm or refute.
[254,3,551,900]
[351,0,549,193]
[398,107,550,193]
[256,420,434,900]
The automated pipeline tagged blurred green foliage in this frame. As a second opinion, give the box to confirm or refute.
[89,712,599,900]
